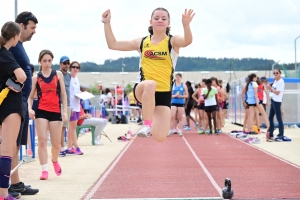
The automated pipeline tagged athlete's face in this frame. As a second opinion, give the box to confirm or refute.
[150,10,170,32]
[40,54,53,70]
[175,75,181,82]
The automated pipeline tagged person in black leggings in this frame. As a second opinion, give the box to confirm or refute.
[184,81,196,131]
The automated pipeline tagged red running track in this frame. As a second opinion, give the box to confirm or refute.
[84,131,300,200]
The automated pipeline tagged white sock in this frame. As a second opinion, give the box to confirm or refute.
[41,164,48,171]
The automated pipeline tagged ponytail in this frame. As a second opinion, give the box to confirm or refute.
[0,35,6,49]
[148,26,171,35]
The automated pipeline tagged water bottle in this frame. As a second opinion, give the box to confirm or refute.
[127,127,132,140]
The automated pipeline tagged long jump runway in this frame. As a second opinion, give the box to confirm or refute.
[83,130,300,200]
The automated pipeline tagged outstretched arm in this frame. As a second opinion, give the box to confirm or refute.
[102,9,142,51]
[172,9,195,48]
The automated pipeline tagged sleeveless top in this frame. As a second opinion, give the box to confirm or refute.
[36,70,61,113]
[171,83,185,104]
[257,84,264,101]
[246,82,256,104]
[138,35,178,92]
[198,88,205,105]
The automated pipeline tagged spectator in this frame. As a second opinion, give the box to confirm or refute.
[77,106,108,145]
[266,69,286,142]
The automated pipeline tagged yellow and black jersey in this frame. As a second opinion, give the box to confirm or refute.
[138,35,178,92]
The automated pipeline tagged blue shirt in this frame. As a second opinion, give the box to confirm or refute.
[9,41,31,100]
[246,82,257,104]
[171,83,185,104]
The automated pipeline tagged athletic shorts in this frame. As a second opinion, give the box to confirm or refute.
[246,103,256,107]
[36,109,62,121]
[204,105,217,113]
[61,105,71,128]
[197,103,205,110]
[185,104,193,116]
[70,111,80,121]
[171,103,185,107]
[133,83,171,108]
[16,99,28,146]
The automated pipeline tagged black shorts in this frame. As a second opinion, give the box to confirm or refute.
[0,109,23,125]
[185,104,193,116]
[197,103,205,110]
[204,105,217,113]
[35,109,62,121]
[16,100,28,146]
[246,103,256,107]
[171,103,185,107]
[133,83,171,108]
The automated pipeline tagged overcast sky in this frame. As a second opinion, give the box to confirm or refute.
[1,0,300,65]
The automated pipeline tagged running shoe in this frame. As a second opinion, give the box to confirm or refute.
[0,194,17,200]
[9,182,39,195]
[75,147,84,155]
[65,148,75,155]
[7,188,20,199]
[184,126,191,131]
[267,137,274,142]
[198,129,205,134]
[178,130,183,137]
[137,125,151,137]
[40,171,48,180]
[94,139,103,145]
[59,150,66,157]
[52,161,62,176]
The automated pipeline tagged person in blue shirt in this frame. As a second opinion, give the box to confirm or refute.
[169,73,188,136]
[8,11,39,197]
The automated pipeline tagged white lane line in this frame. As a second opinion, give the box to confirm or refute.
[182,136,223,197]
[83,139,135,200]
[225,133,300,170]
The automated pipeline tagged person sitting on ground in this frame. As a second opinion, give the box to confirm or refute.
[77,105,108,145]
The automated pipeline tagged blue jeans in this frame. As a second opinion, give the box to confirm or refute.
[268,99,284,137]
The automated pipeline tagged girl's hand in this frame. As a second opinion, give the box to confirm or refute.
[62,112,68,122]
[102,9,111,23]
[182,9,195,26]
[29,109,35,119]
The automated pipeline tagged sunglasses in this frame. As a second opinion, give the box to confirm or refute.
[71,66,80,69]
[62,61,70,65]
[24,14,36,22]
[273,72,279,75]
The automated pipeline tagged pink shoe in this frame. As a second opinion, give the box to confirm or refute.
[75,147,83,155]
[40,170,48,180]
[52,161,62,176]
[0,194,17,200]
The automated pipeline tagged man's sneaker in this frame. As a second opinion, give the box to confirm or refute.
[137,125,150,137]
[8,187,21,199]
[40,171,48,180]
[75,147,83,155]
[9,182,38,196]
[198,129,204,134]
[184,126,191,131]
[65,148,75,155]
[0,194,18,200]
[215,129,222,134]
[59,150,66,157]
[52,161,62,176]
[275,137,283,142]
